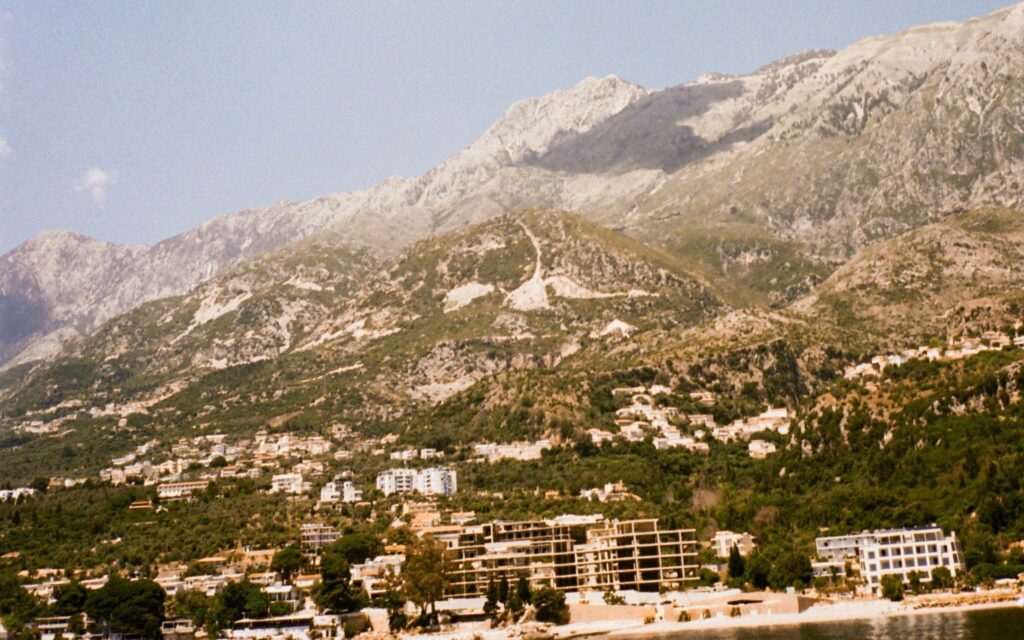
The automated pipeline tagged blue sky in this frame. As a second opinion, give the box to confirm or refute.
[0,0,1011,253]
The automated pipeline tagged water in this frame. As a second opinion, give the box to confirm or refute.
[640,607,1024,639]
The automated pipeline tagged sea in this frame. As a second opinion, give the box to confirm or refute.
[644,606,1024,639]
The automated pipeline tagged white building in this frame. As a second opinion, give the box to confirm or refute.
[711,531,757,558]
[859,527,965,594]
[157,481,210,500]
[816,526,964,594]
[319,480,361,504]
[300,522,341,550]
[376,468,418,496]
[415,467,457,497]
[350,555,404,597]
[376,467,457,497]
[271,473,310,495]
[473,440,551,462]
[815,531,878,561]
[0,487,37,502]
[747,439,776,459]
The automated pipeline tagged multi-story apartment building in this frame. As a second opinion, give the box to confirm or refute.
[436,516,698,597]
[300,523,341,551]
[376,468,418,496]
[157,480,210,501]
[859,527,965,594]
[271,473,311,495]
[415,467,457,496]
[319,480,363,504]
[815,531,878,562]
[815,526,964,593]
[376,467,457,497]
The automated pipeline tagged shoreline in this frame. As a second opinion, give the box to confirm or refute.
[598,598,1024,637]
[403,594,1024,640]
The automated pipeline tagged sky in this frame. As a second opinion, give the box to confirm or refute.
[0,0,1012,253]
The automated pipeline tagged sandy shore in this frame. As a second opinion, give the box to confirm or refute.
[401,595,1023,640]
[601,598,1024,637]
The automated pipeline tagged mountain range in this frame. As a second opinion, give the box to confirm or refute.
[2,3,1024,476]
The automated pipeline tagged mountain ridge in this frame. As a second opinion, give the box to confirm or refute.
[3,3,1023,371]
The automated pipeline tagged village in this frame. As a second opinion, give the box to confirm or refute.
[7,479,1022,640]
[3,330,1024,640]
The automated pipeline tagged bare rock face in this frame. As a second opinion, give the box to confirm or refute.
[5,3,1024,368]
[0,77,648,368]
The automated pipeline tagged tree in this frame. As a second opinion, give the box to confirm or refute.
[497,576,510,604]
[84,576,166,639]
[515,577,531,607]
[907,571,923,595]
[173,590,216,634]
[881,575,904,601]
[215,580,269,627]
[930,566,953,590]
[271,544,304,581]
[377,567,407,632]
[0,568,40,632]
[315,548,367,614]
[770,552,812,590]
[402,536,451,624]
[727,545,745,580]
[483,579,499,621]
[330,532,383,565]
[744,553,771,590]
[53,581,88,615]
[532,587,569,625]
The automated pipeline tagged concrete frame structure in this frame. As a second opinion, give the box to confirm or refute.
[436,517,698,597]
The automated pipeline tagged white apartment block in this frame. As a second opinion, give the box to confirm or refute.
[816,531,878,561]
[271,473,311,495]
[816,526,964,594]
[320,480,363,504]
[711,530,757,558]
[415,467,458,496]
[157,481,210,500]
[859,527,964,594]
[376,468,418,496]
[376,467,457,497]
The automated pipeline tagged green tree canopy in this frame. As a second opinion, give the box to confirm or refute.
[84,577,165,640]
[402,535,451,622]
[532,586,569,624]
[314,547,367,614]
[270,544,304,581]
[727,545,745,580]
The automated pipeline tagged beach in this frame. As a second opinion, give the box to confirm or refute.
[401,591,1024,640]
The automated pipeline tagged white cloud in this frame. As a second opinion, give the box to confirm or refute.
[73,167,117,204]
[0,136,10,159]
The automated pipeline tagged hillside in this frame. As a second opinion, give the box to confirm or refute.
[0,211,726,479]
